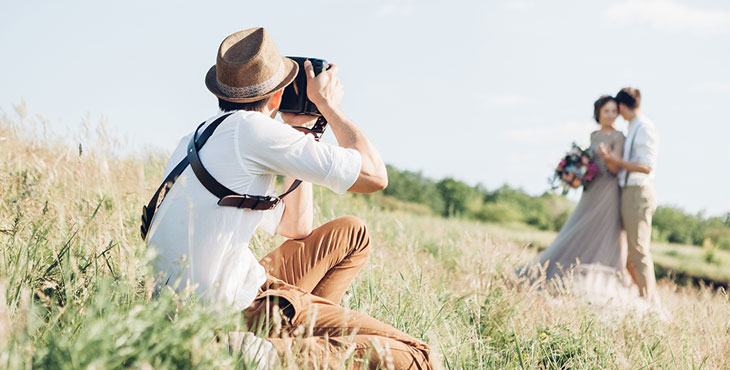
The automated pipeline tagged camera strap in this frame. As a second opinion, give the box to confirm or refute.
[141,113,327,240]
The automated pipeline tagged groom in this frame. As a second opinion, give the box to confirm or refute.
[599,87,659,301]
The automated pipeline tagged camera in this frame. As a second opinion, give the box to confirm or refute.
[279,56,329,115]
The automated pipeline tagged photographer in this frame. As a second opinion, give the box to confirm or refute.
[144,27,433,369]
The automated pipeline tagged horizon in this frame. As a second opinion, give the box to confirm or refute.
[1,0,728,216]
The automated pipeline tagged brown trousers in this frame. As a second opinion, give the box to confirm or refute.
[245,216,433,369]
[621,185,658,300]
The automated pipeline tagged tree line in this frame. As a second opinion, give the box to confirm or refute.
[379,165,730,250]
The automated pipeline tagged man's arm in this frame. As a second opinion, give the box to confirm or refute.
[304,60,388,193]
[600,125,656,175]
[605,160,621,175]
[598,144,652,174]
[275,176,313,239]
[273,60,387,237]
[609,157,652,174]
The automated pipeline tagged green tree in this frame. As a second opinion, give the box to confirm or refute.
[436,178,476,217]
[653,206,698,244]
[383,165,445,215]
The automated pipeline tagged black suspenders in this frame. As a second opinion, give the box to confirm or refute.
[140,113,327,240]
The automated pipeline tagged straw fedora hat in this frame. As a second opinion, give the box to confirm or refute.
[205,27,298,103]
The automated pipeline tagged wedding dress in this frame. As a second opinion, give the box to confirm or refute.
[537,129,626,278]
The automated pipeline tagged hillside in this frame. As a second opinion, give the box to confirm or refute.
[1,114,729,369]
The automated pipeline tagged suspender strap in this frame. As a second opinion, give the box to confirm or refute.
[187,113,285,211]
[623,123,640,187]
[188,115,329,206]
[141,113,328,240]
[140,155,190,239]
[187,115,238,199]
[190,116,328,206]
[140,113,234,239]
[197,113,235,148]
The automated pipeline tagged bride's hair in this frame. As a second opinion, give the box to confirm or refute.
[593,95,616,123]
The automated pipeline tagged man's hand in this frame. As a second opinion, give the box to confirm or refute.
[298,60,388,193]
[598,143,651,174]
[281,113,318,128]
[304,60,343,110]
[598,143,618,166]
[598,143,621,174]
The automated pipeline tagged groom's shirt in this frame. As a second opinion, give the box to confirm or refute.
[619,114,658,187]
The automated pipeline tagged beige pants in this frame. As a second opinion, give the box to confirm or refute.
[621,185,658,299]
[245,216,433,369]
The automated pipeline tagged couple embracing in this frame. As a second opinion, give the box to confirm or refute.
[527,88,660,305]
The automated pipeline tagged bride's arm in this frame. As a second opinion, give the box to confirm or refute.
[604,134,623,174]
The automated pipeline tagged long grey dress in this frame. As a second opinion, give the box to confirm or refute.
[535,129,626,279]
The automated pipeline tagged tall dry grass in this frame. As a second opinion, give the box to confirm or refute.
[1,108,729,369]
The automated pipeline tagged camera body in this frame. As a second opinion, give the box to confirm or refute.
[279,56,329,115]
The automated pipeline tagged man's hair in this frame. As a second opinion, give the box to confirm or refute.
[615,87,641,109]
[593,95,616,123]
[218,97,272,112]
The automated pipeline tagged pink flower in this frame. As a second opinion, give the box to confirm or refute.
[584,163,599,181]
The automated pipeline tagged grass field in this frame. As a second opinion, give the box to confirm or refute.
[2,113,729,369]
[471,220,730,288]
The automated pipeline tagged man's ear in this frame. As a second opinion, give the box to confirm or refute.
[268,89,284,112]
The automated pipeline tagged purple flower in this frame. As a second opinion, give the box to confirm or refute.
[584,163,599,181]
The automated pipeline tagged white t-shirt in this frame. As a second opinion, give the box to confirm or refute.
[147,110,361,310]
[619,114,659,187]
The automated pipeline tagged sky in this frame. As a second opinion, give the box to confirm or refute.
[1,0,729,216]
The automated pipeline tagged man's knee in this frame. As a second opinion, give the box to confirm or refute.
[328,216,370,252]
[332,215,367,231]
[627,248,652,269]
[355,339,432,370]
[383,343,432,370]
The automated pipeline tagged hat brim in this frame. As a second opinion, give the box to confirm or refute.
[205,57,299,103]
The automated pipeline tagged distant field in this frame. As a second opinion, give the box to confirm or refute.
[651,243,730,286]
[470,219,730,288]
[2,114,729,369]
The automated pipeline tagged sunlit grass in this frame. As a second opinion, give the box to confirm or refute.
[2,110,729,369]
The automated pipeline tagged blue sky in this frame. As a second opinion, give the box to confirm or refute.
[1,0,729,216]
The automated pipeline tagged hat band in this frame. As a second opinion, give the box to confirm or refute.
[216,60,285,99]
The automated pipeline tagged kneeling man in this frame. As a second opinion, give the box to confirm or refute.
[144,27,433,369]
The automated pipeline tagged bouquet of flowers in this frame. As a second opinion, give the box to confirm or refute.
[551,143,599,194]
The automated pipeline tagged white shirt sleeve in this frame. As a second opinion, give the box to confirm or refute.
[240,114,362,195]
[633,123,658,170]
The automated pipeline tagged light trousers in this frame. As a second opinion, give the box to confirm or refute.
[245,216,433,369]
[621,185,658,299]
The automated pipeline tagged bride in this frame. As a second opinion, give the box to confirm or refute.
[523,96,629,286]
